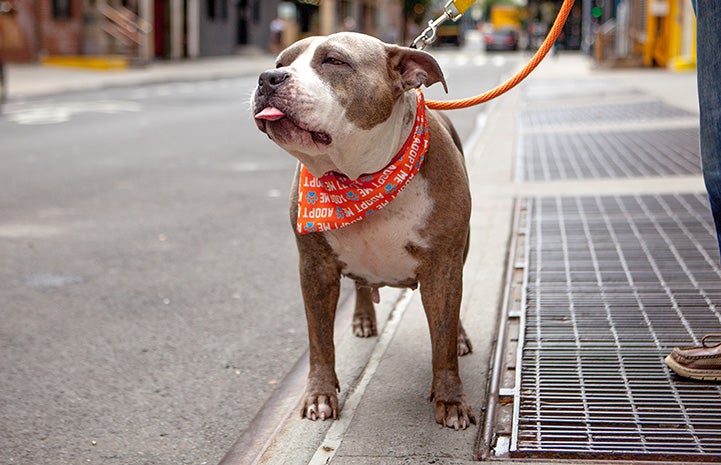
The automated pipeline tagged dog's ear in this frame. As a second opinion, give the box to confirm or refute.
[386,45,448,94]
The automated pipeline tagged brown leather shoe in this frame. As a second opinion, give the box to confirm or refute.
[665,334,721,381]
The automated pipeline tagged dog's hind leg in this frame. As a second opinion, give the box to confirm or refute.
[353,283,378,337]
[458,322,473,356]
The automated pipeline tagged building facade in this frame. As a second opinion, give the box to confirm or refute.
[5,0,406,62]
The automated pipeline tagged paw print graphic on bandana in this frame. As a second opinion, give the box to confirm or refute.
[413,156,424,171]
[384,183,398,194]
[305,191,318,205]
[346,191,359,202]
[360,175,373,183]
[335,206,346,219]
[418,122,429,136]
[303,222,317,233]
[365,209,375,218]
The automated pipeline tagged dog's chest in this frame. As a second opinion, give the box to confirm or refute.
[323,175,433,287]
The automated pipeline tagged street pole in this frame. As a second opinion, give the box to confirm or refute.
[581,0,592,54]
[138,0,154,61]
[187,0,200,59]
[170,0,183,59]
[320,0,337,35]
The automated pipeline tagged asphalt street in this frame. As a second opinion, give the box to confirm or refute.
[0,49,520,465]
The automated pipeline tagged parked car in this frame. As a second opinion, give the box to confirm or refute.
[484,28,519,51]
[436,24,462,47]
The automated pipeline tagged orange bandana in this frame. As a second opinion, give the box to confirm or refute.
[296,89,429,234]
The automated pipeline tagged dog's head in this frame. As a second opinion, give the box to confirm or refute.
[252,32,446,180]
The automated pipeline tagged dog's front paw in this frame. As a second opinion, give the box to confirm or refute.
[433,396,476,430]
[300,391,339,421]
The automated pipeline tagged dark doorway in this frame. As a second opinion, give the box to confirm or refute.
[154,0,169,58]
[236,0,248,45]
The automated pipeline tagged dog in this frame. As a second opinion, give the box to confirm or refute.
[252,32,475,430]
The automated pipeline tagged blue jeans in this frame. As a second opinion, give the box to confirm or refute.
[695,0,721,259]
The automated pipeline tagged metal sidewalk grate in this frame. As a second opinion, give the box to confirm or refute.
[521,101,695,129]
[521,81,637,102]
[519,127,701,181]
[512,193,721,461]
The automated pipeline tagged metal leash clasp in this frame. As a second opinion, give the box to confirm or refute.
[410,0,464,50]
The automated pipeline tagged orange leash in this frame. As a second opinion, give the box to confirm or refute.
[425,0,576,110]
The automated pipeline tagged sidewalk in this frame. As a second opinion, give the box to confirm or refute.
[4,53,276,100]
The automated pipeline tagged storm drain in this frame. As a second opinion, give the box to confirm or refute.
[484,194,721,462]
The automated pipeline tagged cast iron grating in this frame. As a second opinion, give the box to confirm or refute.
[521,81,640,102]
[516,193,721,461]
[519,127,701,181]
[521,101,695,129]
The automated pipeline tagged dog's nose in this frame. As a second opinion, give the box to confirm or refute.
[258,69,290,96]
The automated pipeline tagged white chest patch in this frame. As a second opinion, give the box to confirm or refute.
[324,175,434,287]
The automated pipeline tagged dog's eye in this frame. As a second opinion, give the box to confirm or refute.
[323,56,346,66]
[275,62,284,69]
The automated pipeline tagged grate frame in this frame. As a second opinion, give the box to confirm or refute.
[499,193,721,462]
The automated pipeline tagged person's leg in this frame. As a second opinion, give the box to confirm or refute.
[666,2,721,380]
[696,0,721,259]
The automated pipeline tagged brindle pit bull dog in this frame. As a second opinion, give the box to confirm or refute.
[251,32,475,430]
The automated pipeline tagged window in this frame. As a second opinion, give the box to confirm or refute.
[252,0,260,23]
[207,0,216,19]
[52,0,72,19]
[207,0,228,21]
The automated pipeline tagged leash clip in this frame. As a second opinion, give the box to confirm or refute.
[410,0,464,50]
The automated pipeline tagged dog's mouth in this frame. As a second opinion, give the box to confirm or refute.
[255,106,333,146]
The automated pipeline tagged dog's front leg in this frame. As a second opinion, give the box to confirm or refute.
[420,254,476,430]
[297,245,341,421]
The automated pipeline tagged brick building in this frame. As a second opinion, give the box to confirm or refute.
[5,0,84,61]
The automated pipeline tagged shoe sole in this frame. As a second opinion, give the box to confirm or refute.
[665,355,721,381]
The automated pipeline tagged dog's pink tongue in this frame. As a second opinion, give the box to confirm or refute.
[255,107,286,121]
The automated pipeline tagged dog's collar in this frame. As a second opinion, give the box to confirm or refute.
[296,89,429,234]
